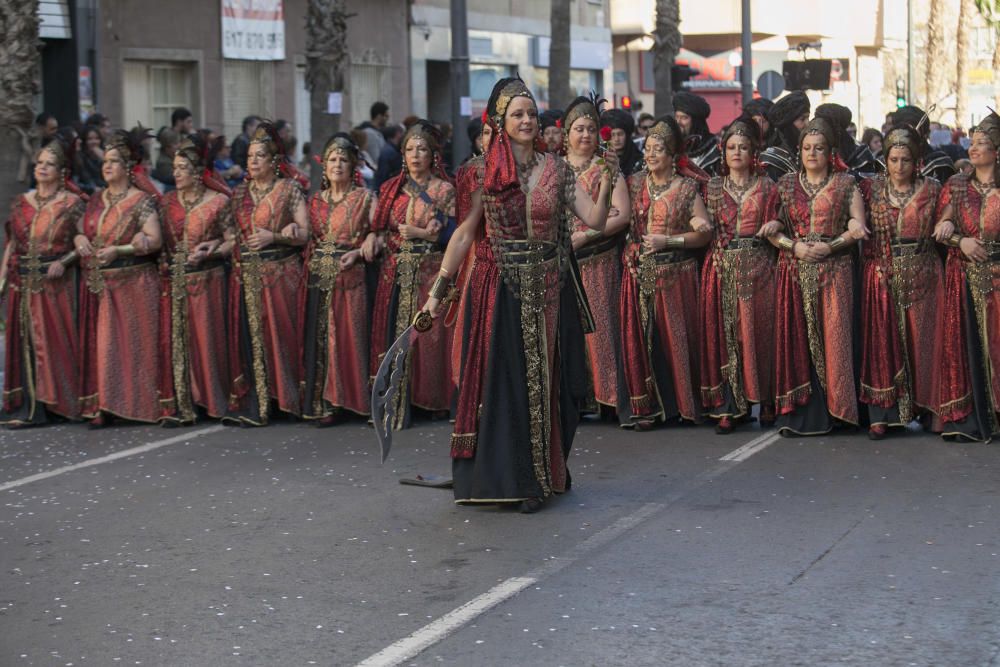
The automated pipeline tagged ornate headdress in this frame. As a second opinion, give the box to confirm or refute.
[320,132,364,189]
[798,117,837,152]
[882,125,923,161]
[561,93,605,138]
[646,118,680,156]
[176,131,231,195]
[105,126,160,198]
[487,77,535,129]
[717,117,764,176]
[249,120,286,158]
[38,134,86,198]
[973,110,1000,151]
[402,120,443,156]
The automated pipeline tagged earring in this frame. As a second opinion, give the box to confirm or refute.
[273,159,281,178]
[321,174,330,190]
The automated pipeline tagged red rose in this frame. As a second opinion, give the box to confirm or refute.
[555,119,562,129]
[481,109,488,124]
[600,126,613,142]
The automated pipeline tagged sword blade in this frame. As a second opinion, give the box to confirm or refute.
[371,325,417,464]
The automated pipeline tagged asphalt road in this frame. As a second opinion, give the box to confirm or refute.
[0,415,997,666]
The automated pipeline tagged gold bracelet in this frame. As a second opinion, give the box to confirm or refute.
[429,275,451,300]
[664,236,685,249]
[116,244,136,257]
[440,267,450,277]
[586,229,602,239]
[945,234,963,248]
[777,236,795,251]
[828,236,847,252]
[59,250,79,267]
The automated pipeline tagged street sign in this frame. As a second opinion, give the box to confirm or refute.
[757,70,784,100]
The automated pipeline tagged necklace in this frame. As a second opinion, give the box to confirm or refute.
[250,178,276,204]
[885,178,916,207]
[33,187,60,210]
[724,175,756,204]
[180,185,205,213]
[515,152,540,192]
[971,175,995,196]
[325,186,352,206]
[568,156,593,178]
[799,172,832,200]
[403,175,430,197]
[105,186,129,208]
[647,174,673,201]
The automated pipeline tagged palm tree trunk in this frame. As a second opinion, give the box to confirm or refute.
[956,0,972,128]
[925,0,945,107]
[0,0,40,220]
[548,0,572,110]
[653,0,681,117]
[993,37,1000,109]
[305,0,351,191]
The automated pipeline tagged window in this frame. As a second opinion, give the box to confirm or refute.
[223,59,274,144]
[349,49,392,128]
[122,60,196,131]
[470,65,511,108]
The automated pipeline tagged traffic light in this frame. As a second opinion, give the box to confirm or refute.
[895,78,906,108]
[621,95,632,110]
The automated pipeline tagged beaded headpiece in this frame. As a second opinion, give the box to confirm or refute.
[562,95,602,135]
[322,134,359,165]
[249,121,285,157]
[973,111,1000,151]
[882,126,922,161]
[402,120,442,155]
[646,120,679,155]
[106,127,152,167]
[38,139,68,170]
[798,117,837,153]
[489,78,535,128]
[721,119,760,149]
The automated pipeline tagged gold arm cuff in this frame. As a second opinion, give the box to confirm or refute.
[115,244,136,257]
[59,250,79,267]
[664,235,685,249]
[585,228,602,239]
[945,234,963,248]
[828,235,848,252]
[777,236,795,251]
[429,275,452,300]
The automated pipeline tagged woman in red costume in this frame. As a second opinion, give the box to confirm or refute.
[367,120,456,429]
[933,110,1000,442]
[76,129,164,427]
[620,116,711,430]
[1,139,86,426]
[700,117,782,434]
[769,118,869,436]
[563,95,632,420]
[159,132,233,423]
[422,77,616,512]
[225,121,309,425]
[303,133,375,424]
[859,125,944,439]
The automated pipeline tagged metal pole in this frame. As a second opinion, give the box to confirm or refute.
[450,0,471,167]
[740,0,753,104]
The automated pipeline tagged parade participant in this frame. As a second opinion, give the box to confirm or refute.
[673,91,720,174]
[743,98,774,145]
[303,134,375,424]
[225,121,309,425]
[563,95,632,419]
[600,108,644,176]
[700,117,782,433]
[891,105,956,183]
[367,120,456,429]
[760,91,810,181]
[769,118,869,436]
[858,125,944,439]
[421,77,616,512]
[540,110,564,153]
[1,139,86,426]
[159,133,232,423]
[620,116,711,430]
[933,110,1000,442]
[814,103,881,177]
[76,129,164,427]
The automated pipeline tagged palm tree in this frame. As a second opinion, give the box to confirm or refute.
[974,0,1000,109]
[957,0,973,129]
[0,1,40,216]
[925,0,945,108]
[548,0,572,110]
[305,0,352,190]
[653,0,682,117]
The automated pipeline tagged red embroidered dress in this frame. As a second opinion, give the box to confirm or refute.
[370,177,456,427]
[303,186,374,417]
[160,191,232,420]
[700,176,779,419]
[226,178,306,424]
[79,190,165,422]
[2,192,85,424]
[938,174,1000,441]
[773,172,859,434]
[620,173,704,424]
[859,176,944,428]
[572,162,627,415]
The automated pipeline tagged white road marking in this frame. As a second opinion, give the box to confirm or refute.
[719,430,782,462]
[0,425,225,493]
[356,429,783,666]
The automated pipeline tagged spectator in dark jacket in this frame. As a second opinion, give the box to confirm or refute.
[374,125,404,191]
[231,115,261,171]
